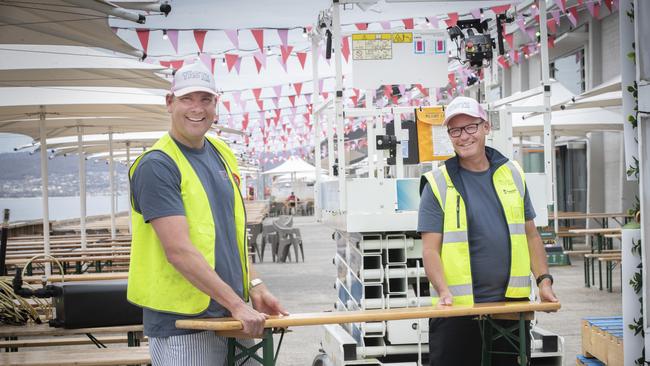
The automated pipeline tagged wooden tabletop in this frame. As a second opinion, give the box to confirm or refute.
[176,301,560,332]
[548,212,633,220]
[21,272,129,284]
[0,323,143,338]
[0,347,150,366]
[568,228,622,235]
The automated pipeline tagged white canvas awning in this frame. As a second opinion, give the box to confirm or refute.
[263,156,324,175]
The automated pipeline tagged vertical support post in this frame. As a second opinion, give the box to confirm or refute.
[77,124,87,251]
[39,106,51,277]
[311,33,322,220]
[538,0,558,233]
[366,90,375,178]
[126,141,132,233]
[263,330,275,366]
[327,111,335,176]
[108,130,116,239]
[332,1,346,212]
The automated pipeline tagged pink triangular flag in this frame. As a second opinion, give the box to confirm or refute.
[547,19,557,33]
[225,54,240,73]
[194,30,208,52]
[199,53,212,71]
[341,36,350,63]
[305,94,312,104]
[380,21,391,30]
[288,95,296,107]
[293,82,303,96]
[554,0,566,13]
[273,85,282,98]
[551,9,561,25]
[277,29,289,47]
[586,2,599,18]
[170,60,184,70]
[296,52,308,69]
[254,51,267,69]
[516,16,527,33]
[222,100,231,113]
[167,29,179,53]
[256,99,264,111]
[470,9,481,19]
[225,29,239,49]
[491,5,511,14]
[504,33,514,49]
[136,29,150,53]
[254,57,263,73]
[232,91,241,107]
[318,79,324,93]
[398,84,406,96]
[252,88,262,100]
[280,45,293,66]
[428,16,439,29]
[355,23,368,30]
[271,97,279,108]
[251,29,264,52]
[567,6,578,27]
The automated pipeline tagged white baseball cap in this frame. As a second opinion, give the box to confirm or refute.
[170,62,217,97]
[443,96,488,126]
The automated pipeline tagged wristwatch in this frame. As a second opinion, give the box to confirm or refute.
[250,278,264,289]
[536,274,554,286]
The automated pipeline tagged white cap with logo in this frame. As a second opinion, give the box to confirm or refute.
[443,96,488,126]
[170,62,217,97]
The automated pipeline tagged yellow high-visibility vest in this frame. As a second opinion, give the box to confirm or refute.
[127,133,249,315]
[421,160,531,305]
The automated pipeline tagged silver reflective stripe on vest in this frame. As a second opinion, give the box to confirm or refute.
[508,275,531,288]
[432,168,447,207]
[430,284,473,297]
[505,161,525,198]
[442,230,468,244]
[508,223,526,235]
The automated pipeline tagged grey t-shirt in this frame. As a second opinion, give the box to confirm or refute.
[131,137,244,338]
[417,165,536,303]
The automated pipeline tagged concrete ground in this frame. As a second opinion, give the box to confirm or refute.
[254,216,623,366]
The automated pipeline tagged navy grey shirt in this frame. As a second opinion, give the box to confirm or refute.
[417,165,535,303]
[131,137,244,338]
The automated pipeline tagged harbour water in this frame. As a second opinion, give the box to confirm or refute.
[0,195,130,222]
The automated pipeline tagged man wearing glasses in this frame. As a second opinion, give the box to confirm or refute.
[418,96,557,365]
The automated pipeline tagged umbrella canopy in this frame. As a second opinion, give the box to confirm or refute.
[0,0,167,58]
[263,156,321,175]
[0,45,170,88]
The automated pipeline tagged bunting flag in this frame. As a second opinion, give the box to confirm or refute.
[136,29,150,53]
[448,73,457,89]
[252,88,262,100]
[604,0,613,12]
[355,23,368,30]
[402,18,414,29]
[288,95,296,107]
[445,13,459,27]
[504,33,514,48]
[380,21,391,30]
[277,29,289,47]
[383,85,392,99]
[293,82,303,96]
[225,29,239,49]
[491,5,511,14]
[251,29,264,52]
[296,52,308,69]
[170,60,184,70]
[567,6,578,27]
[554,0,567,12]
[256,99,264,111]
[280,45,294,72]
[273,85,283,98]
[341,36,350,63]
[526,26,537,41]
[222,100,231,113]
[167,29,179,53]
[427,16,440,29]
[516,16,527,33]
[193,30,207,52]
[415,84,429,97]
[548,36,555,49]
[587,2,600,19]
[253,51,267,69]
[551,9,561,25]
[547,19,557,34]
[225,53,240,73]
[497,56,509,69]
[199,53,212,71]
[242,113,249,131]
[470,8,481,19]
[271,97,279,108]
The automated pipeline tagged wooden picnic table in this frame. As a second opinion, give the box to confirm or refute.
[177,301,560,366]
[21,272,129,284]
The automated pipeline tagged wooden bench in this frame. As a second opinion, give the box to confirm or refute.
[0,335,133,349]
[598,255,622,293]
[0,346,150,365]
[583,252,622,290]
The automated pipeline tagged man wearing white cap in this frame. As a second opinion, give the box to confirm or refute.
[418,96,557,365]
[127,62,287,365]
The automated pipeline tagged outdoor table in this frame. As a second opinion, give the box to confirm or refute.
[570,228,622,288]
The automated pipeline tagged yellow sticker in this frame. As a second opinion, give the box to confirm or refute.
[391,32,413,43]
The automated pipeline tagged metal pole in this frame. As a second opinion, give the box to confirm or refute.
[332,1,347,212]
[126,141,132,233]
[77,125,86,251]
[539,0,558,233]
[39,106,51,277]
[366,90,376,178]
[108,130,116,239]
[311,33,322,220]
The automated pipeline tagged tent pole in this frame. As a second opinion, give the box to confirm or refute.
[366,90,375,178]
[39,106,51,277]
[311,32,322,220]
[77,124,87,251]
[108,129,116,239]
[332,1,346,212]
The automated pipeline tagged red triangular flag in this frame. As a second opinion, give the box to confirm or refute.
[296,52,308,69]
[280,45,294,66]
[288,95,296,107]
[415,84,429,97]
[445,13,459,28]
[275,109,281,120]
[448,73,457,89]
[604,0,613,11]
[251,29,264,52]
[159,60,171,68]
[383,85,392,98]
[491,5,511,14]
[193,30,207,52]
[504,33,514,48]
[225,54,239,72]
[254,57,263,73]
[293,82,303,96]
[341,36,350,63]
[402,18,414,29]
[350,95,358,106]
[568,6,578,26]
[546,19,556,34]
[222,100,231,113]
[170,60,184,70]
[252,88,262,100]
[136,29,150,53]
[355,23,368,30]
[256,99,264,111]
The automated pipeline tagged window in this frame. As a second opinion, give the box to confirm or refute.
[550,48,585,95]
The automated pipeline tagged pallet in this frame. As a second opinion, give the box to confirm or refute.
[581,316,623,366]
[576,354,605,365]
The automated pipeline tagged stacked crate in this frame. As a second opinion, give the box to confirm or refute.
[579,316,623,366]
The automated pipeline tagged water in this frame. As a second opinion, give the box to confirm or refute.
[0,195,130,222]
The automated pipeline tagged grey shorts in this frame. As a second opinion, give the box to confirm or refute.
[149,331,260,366]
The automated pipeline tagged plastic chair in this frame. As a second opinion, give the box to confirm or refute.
[259,223,278,262]
[272,220,304,263]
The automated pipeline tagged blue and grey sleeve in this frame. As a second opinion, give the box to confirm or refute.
[130,151,185,223]
[523,184,536,221]
[417,182,444,233]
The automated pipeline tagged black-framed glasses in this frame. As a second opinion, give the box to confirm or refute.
[447,121,484,138]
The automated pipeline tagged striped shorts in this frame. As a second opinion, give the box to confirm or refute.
[149,331,260,366]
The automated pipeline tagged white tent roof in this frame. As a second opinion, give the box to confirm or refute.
[513,106,623,136]
[0,45,170,88]
[263,156,322,175]
[0,0,165,58]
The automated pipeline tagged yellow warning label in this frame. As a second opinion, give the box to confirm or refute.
[391,32,413,43]
[352,33,392,41]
